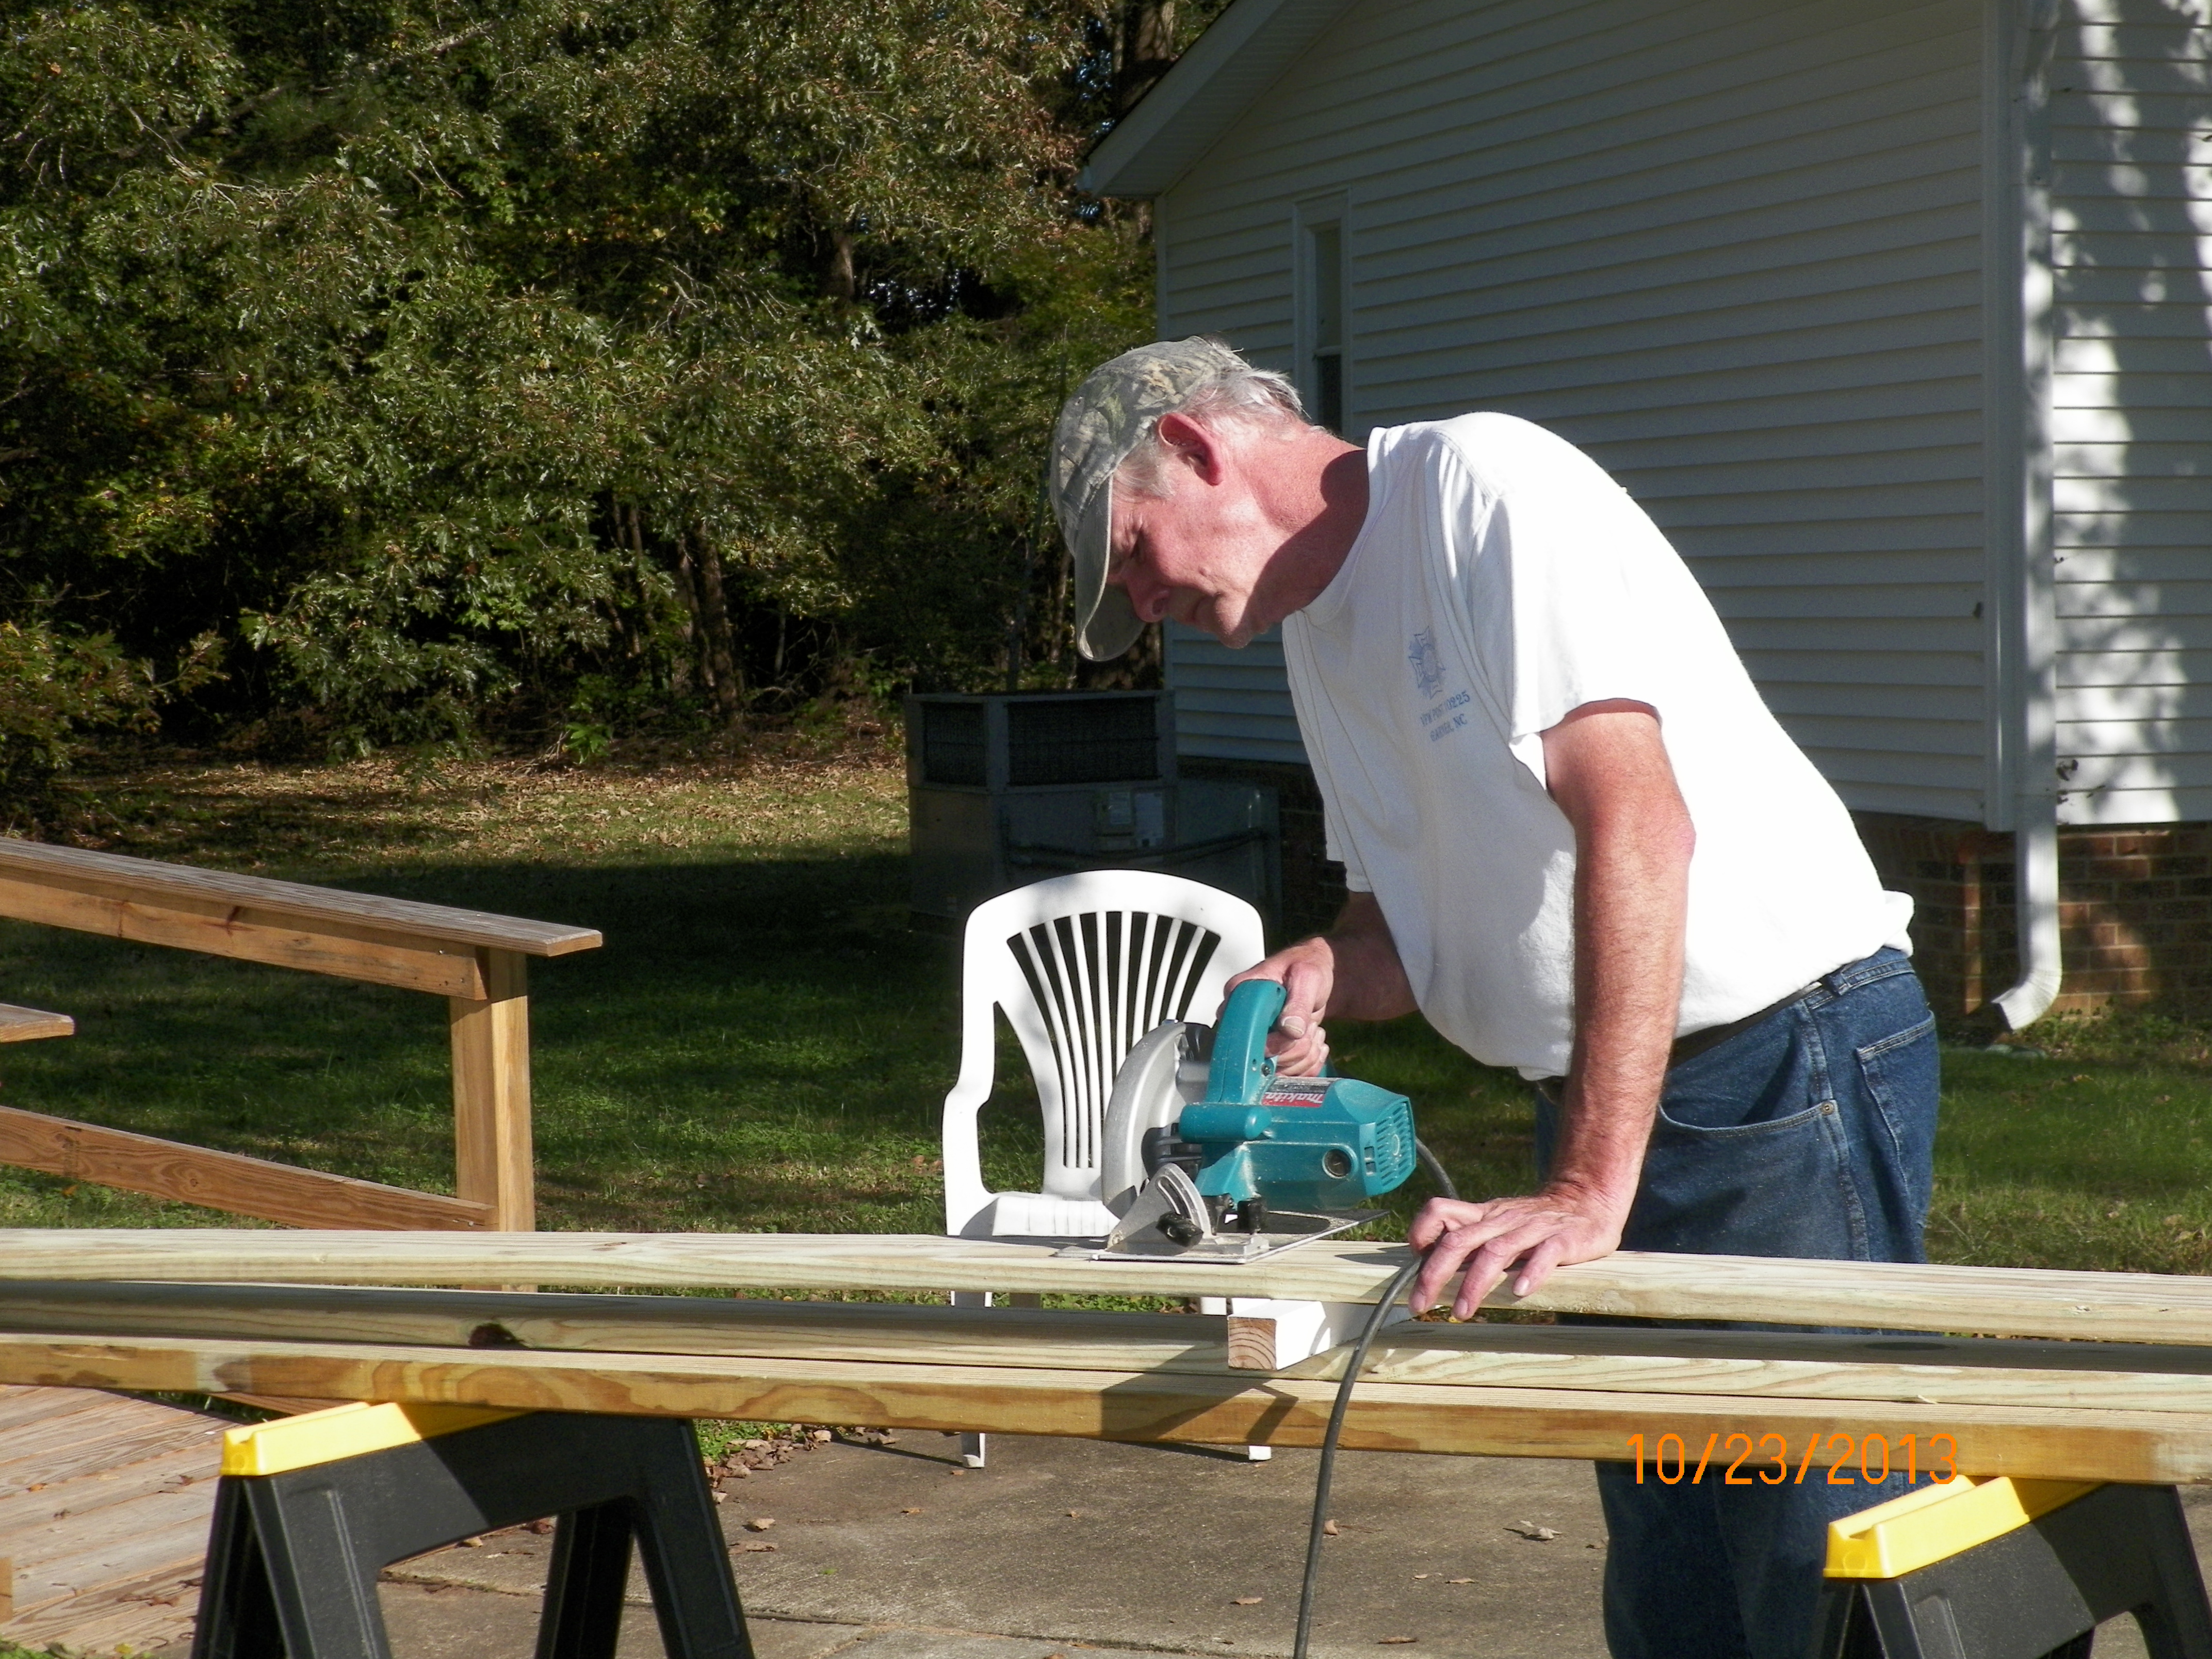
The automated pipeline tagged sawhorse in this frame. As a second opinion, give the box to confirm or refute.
[191,1401,752,1659]
[1815,1474,2212,1657]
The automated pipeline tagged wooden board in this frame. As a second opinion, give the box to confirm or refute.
[0,1385,223,1655]
[0,874,500,998]
[0,1108,493,1230]
[450,951,534,1233]
[0,1005,71,1044]
[0,839,601,956]
[18,1283,2212,1417]
[1,1331,2208,1484]
[8,1232,2212,1345]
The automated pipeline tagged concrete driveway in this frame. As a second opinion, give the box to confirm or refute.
[377,1433,1609,1659]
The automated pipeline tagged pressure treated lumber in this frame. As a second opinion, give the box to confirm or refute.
[3,1330,2210,1484]
[12,1231,2212,1345]
[0,1282,1236,1375]
[0,1005,71,1043]
[0,839,600,965]
[0,1111,492,1231]
[16,1281,2212,1416]
[0,841,598,1232]
[450,950,533,1232]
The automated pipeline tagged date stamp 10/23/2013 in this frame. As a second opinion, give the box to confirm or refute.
[1624,1432,1959,1487]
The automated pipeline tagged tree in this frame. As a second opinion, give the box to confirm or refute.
[2,0,1187,759]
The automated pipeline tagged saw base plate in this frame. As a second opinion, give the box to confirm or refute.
[1057,1209,1382,1264]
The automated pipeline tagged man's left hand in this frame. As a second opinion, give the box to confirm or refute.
[1405,1189,1630,1318]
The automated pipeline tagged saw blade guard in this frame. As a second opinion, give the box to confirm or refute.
[1099,1019,1210,1216]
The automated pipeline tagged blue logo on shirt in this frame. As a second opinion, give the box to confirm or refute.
[1408,630,1445,700]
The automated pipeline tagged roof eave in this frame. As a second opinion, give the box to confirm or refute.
[1080,0,1360,198]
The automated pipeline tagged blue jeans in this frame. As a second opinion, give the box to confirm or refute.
[1533,948,1939,1659]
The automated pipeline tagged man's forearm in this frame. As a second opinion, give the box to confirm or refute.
[1548,826,1689,1210]
[1542,707,1695,1216]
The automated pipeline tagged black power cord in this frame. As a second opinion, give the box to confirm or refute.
[1292,1253,1426,1659]
[1413,1137,1458,1203]
[1291,1144,1456,1659]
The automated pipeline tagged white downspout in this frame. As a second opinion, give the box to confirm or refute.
[1985,0,2064,1032]
[1994,815,2062,1029]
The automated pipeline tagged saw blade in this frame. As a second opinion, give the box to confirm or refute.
[1100,1163,1212,1256]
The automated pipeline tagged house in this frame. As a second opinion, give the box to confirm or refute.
[1081,0,2212,1021]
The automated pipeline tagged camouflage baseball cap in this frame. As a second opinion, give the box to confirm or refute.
[1050,336,1249,661]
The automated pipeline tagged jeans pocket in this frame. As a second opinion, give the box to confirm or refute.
[1653,1096,1835,1141]
[1629,1095,1865,1258]
[1856,1013,1939,1233]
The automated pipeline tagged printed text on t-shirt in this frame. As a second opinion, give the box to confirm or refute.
[1422,688,1471,741]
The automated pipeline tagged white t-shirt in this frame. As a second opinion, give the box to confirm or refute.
[1281,415,1913,1079]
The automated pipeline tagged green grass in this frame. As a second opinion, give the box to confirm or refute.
[1929,1020,2212,1274]
[3,744,2211,1277]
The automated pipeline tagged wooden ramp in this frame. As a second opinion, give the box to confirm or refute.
[0,1384,224,1655]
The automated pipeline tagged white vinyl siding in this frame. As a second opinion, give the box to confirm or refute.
[2047,0,2212,826]
[1165,622,1306,762]
[1158,0,1988,820]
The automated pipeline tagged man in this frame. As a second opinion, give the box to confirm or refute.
[1047,337,1939,1659]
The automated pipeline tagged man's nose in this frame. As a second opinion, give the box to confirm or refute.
[1118,570,1169,624]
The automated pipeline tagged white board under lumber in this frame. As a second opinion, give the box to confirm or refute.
[5,1232,2212,1345]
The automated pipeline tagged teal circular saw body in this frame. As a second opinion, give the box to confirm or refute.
[1181,980,1418,1212]
[1079,979,1420,1262]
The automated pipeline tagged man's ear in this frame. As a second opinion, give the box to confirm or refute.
[1155,412,1226,484]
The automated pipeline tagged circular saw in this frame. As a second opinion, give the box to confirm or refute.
[1068,979,1419,1263]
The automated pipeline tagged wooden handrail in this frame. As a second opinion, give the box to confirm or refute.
[0,842,601,1232]
[0,1004,72,1044]
[0,840,599,955]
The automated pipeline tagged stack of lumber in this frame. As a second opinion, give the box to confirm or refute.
[3,1231,2212,1483]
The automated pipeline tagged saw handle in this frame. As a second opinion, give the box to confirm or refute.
[1206,978,1287,1103]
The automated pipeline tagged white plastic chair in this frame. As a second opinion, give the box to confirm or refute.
[944,870,1299,1466]
[941,870,1266,1244]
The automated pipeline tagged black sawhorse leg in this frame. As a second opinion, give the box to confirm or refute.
[1813,1482,2212,1659]
[191,1406,751,1659]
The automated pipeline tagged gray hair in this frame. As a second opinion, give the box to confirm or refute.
[1113,358,1310,499]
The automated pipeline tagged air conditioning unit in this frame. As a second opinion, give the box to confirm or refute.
[905,691,1278,928]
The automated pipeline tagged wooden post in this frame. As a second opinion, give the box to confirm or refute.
[450,951,533,1232]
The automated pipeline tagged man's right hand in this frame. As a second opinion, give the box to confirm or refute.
[1224,937,1338,1074]
[1221,892,1418,1076]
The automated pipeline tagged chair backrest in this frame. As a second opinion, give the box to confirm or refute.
[961,871,1266,1201]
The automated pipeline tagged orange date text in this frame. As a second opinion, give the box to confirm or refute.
[1622,1432,1957,1486]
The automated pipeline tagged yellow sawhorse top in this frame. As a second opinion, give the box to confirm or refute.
[219,1400,527,1477]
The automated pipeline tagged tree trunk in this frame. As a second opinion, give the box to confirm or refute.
[824,228,858,301]
[690,537,745,723]
[673,538,706,698]
[1117,0,1177,113]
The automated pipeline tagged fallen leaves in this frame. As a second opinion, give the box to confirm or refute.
[745,1518,776,1532]
[1379,1637,1418,1645]
[1322,1519,1340,1537]
[1505,1521,1558,1541]
[1231,1597,1262,1606]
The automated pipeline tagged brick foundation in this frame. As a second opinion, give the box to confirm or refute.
[1854,812,2212,1021]
[1179,757,2212,1021]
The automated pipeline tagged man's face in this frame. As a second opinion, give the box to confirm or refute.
[1104,430,1284,649]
